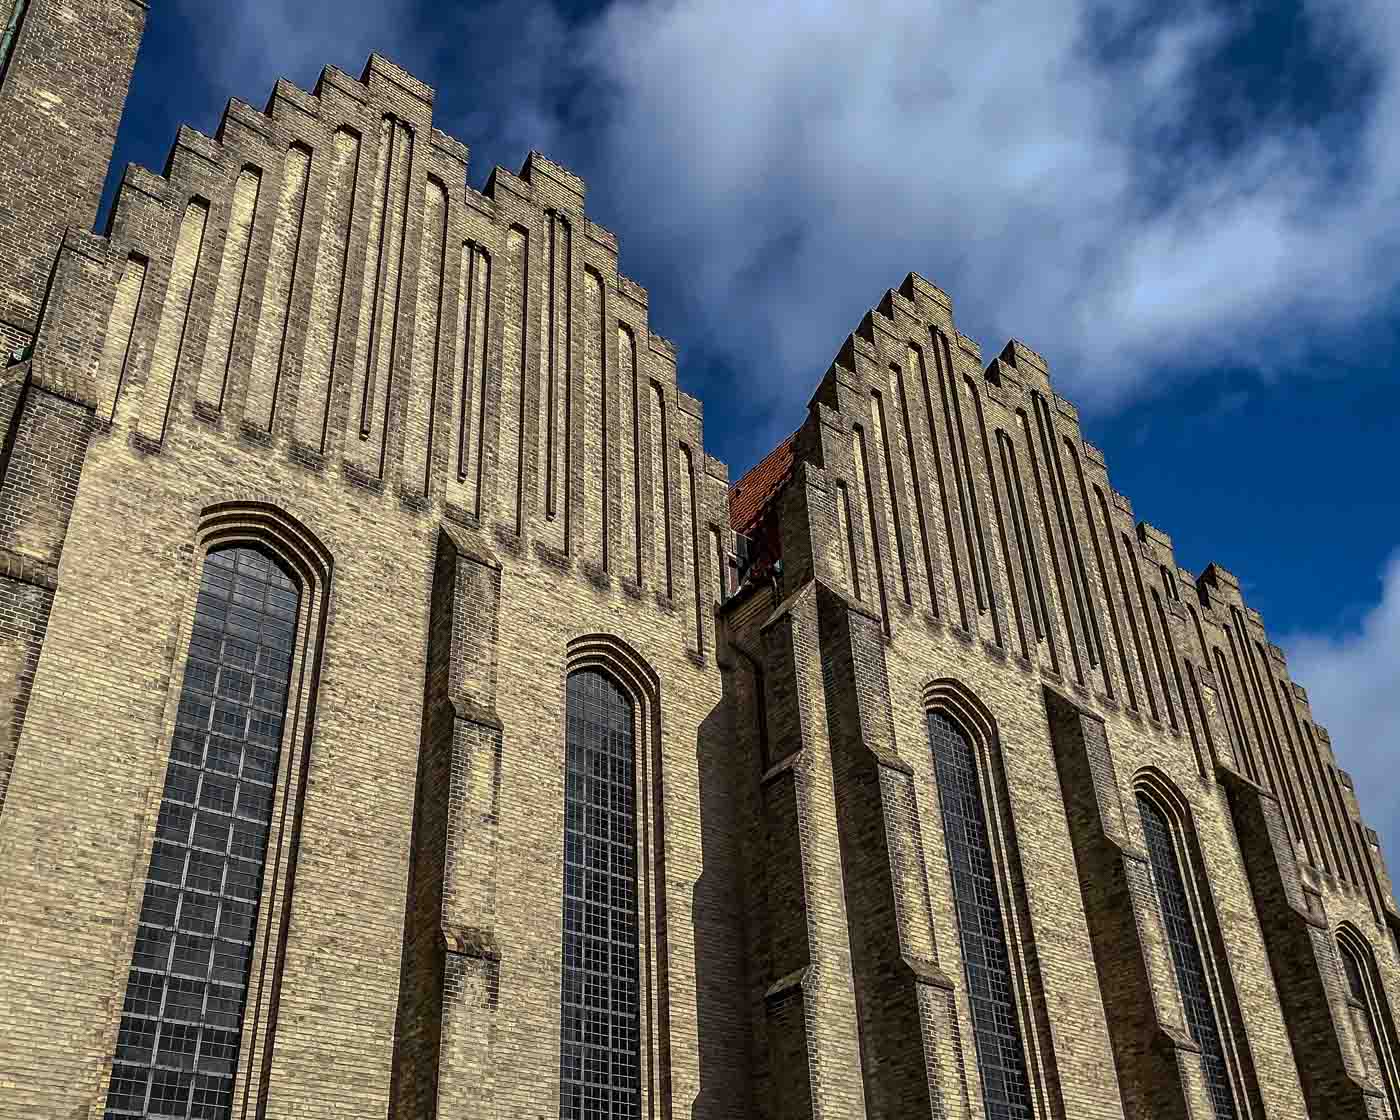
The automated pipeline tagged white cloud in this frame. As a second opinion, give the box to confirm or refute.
[1285,550,1400,877]
[572,0,1400,423]
[163,0,1400,447]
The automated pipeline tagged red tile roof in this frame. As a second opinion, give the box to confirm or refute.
[729,433,796,533]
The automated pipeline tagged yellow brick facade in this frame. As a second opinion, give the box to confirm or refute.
[0,6,1396,1119]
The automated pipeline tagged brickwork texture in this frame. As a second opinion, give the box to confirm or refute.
[0,6,1397,1119]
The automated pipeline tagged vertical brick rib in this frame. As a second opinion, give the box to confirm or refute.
[295,127,360,455]
[836,480,861,600]
[1046,418,1111,692]
[537,212,570,554]
[1100,487,1158,720]
[679,443,702,655]
[355,117,395,439]
[1019,408,1083,684]
[1265,661,1330,877]
[949,370,1003,645]
[916,336,969,630]
[97,253,148,422]
[852,424,889,634]
[497,225,528,532]
[1213,647,1260,783]
[543,212,559,523]
[618,324,639,584]
[1004,430,1060,673]
[466,245,493,518]
[995,428,1041,651]
[892,358,936,616]
[351,117,412,479]
[870,388,910,605]
[1125,532,1179,731]
[1069,443,1134,706]
[402,176,447,499]
[246,145,310,434]
[1152,589,1208,777]
[1244,632,1315,866]
[197,167,260,414]
[1034,394,1096,675]
[583,268,606,570]
[649,381,671,596]
[137,198,208,444]
[967,377,1025,656]
[1223,618,1284,803]
[1292,704,1352,884]
[935,331,985,622]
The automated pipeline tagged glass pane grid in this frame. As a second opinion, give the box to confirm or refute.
[1138,794,1237,1120]
[106,547,298,1120]
[559,670,641,1120]
[928,712,1033,1120]
[1341,941,1400,1114]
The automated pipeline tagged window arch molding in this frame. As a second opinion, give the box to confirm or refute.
[920,676,1056,1119]
[922,677,999,762]
[1132,767,1261,1119]
[1336,922,1400,1113]
[566,633,660,732]
[101,500,333,1119]
[559,633,669,1119]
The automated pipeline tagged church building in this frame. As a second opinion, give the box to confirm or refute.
[0,3,1396,1118]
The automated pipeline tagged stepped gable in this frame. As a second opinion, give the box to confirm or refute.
[1,16,1399,1120]
[27,49,734,621]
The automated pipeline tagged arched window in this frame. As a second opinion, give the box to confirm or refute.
[927,709,1034,1120]
[1136,790,1237,1119]
[104,545,301,1120]
[558,668,641,1119]
[1337,927,1400,1116]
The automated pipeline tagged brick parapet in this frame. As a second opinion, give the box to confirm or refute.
[0,23,1395,1120]
[751,259,1399,1116]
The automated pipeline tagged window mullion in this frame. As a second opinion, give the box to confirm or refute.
[105,546,300,1120]
[559,669,640,1119]
[927,709,1033,1120]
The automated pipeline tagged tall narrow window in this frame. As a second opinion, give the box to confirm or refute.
[0,0,29,87]
[1137,793,1237,1120]
[105,546,300,1119]
[559,669,641,1119]
[927,710,1033,1120]
[1339,931,1400,1117]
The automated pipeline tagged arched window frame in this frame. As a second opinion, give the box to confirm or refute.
[922,678,1051,1120]
[559,634,669,1120]
[1133,769,1259,1119]
[100,502,333,1119]
[1336,923,1400,1114]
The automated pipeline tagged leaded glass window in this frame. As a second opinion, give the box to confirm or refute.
[105,546,300,1120]
[1340,937,1400,1117]
[927,710,1034,1120]
[558,669,641,1120]
[1137,793,1237,1120]
[0,0,28,85]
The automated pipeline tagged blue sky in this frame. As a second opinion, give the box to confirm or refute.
[103,0,1397,858]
